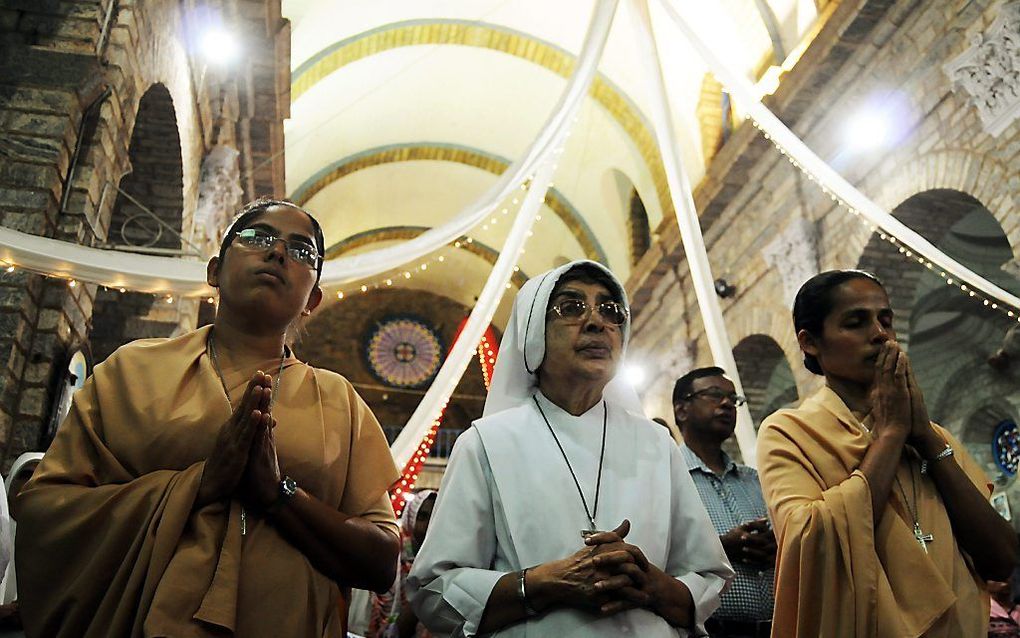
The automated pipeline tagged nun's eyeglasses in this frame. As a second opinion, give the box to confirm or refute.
[547,298,629,326]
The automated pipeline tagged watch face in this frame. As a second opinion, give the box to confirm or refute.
[282,476,298,496]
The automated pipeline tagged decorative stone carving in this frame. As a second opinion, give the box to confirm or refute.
[193,145,242,256]
[944,1,1020,137]
[761,218,819,308]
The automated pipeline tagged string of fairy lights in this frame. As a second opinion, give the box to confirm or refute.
[0,181,549,307]
[333,183,543,301]
[1,119,1014,324]
[748,117,1020,323]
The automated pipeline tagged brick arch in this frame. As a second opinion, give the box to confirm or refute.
[959,397,1017,483]
[853,189,1008,348]
[732,334,801,426]
[725,302,812,401]
[301,287,491,432]
[89,84,186,364]
[842,150,1019,268]
[106,83,185,251]
[601,169,651,267]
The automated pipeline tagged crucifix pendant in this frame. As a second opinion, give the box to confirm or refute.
[913,522,933,554]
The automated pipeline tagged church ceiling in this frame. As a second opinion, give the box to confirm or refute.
[281,0,826,328]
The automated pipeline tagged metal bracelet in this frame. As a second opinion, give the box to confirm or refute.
[517,568,537,617]
[921,444,954,475]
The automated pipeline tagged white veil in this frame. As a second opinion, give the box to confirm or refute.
[483,259,646,417]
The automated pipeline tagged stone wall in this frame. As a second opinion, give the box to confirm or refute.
[627,0,1020,518]
[0,0,289,464]
[628,0,1020,443]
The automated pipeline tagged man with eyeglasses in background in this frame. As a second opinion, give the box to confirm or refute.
[673,367,775,638]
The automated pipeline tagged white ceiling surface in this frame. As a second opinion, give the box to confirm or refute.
[309,161,591,270]
[282,0,821,326]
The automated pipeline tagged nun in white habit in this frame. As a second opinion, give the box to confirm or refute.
[407,260,732,637]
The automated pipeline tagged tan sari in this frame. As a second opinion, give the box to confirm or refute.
[758,386,992,638]
[16,325,399,637]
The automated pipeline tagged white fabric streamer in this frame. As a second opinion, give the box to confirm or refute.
[388,0,619,468]
[0,227,211,296]
[0,0,619,297]
[389,157,563,469]
[629,0,757,463]
[657,0,1020,311]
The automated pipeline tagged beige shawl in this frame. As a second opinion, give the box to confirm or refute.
[758,386,991,638]
[17,325,399,637]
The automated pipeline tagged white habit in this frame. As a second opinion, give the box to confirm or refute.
[407,260,732,637]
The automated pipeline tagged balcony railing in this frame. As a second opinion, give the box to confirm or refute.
[382,426,463,460]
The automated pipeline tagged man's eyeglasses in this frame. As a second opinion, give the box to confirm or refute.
[234,228,320,269]
[547,298,629,326]
[683,388,747,407]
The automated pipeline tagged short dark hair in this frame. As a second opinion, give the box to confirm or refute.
[550,263,624,306]
[793,269,883,375]
[672,366,728,407]
[218,197,326,283]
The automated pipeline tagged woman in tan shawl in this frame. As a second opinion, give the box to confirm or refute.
[16,199,401,637]
[758,269,1018,637]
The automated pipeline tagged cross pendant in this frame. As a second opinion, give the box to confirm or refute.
[913,522,933,554]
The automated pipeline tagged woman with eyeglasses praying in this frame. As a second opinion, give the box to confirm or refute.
[16,198,400,637]
[757,269,1018,637]
[407,260,732,637]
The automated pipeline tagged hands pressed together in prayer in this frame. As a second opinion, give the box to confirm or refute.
[526,520,695,628]
[720,517,776,568]
[869,342,942,456]
[196,371,283,510]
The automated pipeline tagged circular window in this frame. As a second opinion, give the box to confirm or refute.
[993,419,1020,476]
[366,318,442,388]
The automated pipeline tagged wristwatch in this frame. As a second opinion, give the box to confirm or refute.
[268,476,298,513]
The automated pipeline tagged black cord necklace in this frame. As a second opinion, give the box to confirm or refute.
[532,395,608,537]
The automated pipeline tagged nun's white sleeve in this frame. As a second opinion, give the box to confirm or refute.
[666,443,734,637]
[407,428,507,638]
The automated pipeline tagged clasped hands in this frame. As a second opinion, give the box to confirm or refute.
[196,372,283,510]
[528,519,687,622]
[870,342,944,455]
[720,517,775,567]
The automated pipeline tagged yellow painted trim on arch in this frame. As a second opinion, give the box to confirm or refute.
[291,143,606,263]
[291,20,673,219]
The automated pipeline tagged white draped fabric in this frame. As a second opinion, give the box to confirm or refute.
[389,157,559,469]
[656,0,1020,311]
[387,0,619,469]
[0,0,619,297]
[629,0,758,463]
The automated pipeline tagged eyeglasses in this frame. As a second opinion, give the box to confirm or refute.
[234,228,320,269]
[683,388,747,407]
[547,298,629,326]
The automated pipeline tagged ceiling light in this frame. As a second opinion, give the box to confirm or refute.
[200,27,240,65]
